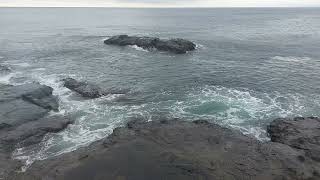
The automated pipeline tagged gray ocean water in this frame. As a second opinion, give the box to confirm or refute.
[0,8,320,166]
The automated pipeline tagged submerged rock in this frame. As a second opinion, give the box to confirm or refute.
[11,118,320,180]
[104,35,196,54]
[62,78,127,99]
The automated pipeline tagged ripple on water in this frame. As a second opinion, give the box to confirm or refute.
[270,56,312,63]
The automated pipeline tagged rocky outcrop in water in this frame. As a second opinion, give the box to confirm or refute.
[0,83,73,178]
[10,117,320,180]
[62,78,127,99]
[62,78,105,98]
[104,35,196,54]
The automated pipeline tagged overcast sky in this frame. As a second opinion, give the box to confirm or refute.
[1,0,320,7]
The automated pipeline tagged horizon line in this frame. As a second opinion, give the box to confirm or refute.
[1,6,320,8]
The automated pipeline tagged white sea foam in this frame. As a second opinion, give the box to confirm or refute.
[129,45,149,52]
[0,61,31,85]
[0,73,15,84]
[231,125,269,141]
[195,43,205,50]
[7,62,31,67]
[11,68,315,168]
[13,70,128,169]
[0,70,23,85]
[33,68,46,71]
[167,85,308,141]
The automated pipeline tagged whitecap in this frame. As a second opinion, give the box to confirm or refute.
[0,72,16,84]
[3,61,31,68]
[195,43,205,50]
[33,68,46,71]
[129,45,149,52]
[101,37,110,42]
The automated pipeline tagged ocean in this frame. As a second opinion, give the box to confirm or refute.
[0,7,320,166]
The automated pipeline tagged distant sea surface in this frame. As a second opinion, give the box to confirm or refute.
[0,8,320,166]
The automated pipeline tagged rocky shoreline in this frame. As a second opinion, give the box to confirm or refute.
[0,82,74,178]
[3,116,319,180]
[0,74,319,180]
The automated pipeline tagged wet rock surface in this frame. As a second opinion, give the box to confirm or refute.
[0,115,73,150]
[62,78,104,98]
[104,35,196,54]
[62,78,127,98]
[0,83,73,179]
[10,117,320,180]
[0,151,21,180]
[268,117,320,162]
[0,83,59,129]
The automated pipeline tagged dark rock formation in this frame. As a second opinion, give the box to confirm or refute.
[0,83,59,129]
[0,83,73,179]
[62,78,127,99]
[104,35,196,54]
[10,118,320,180]
[62,78,106,98]
[155,38,196,54]
[0,115,73,150]
[268,117,320,162]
